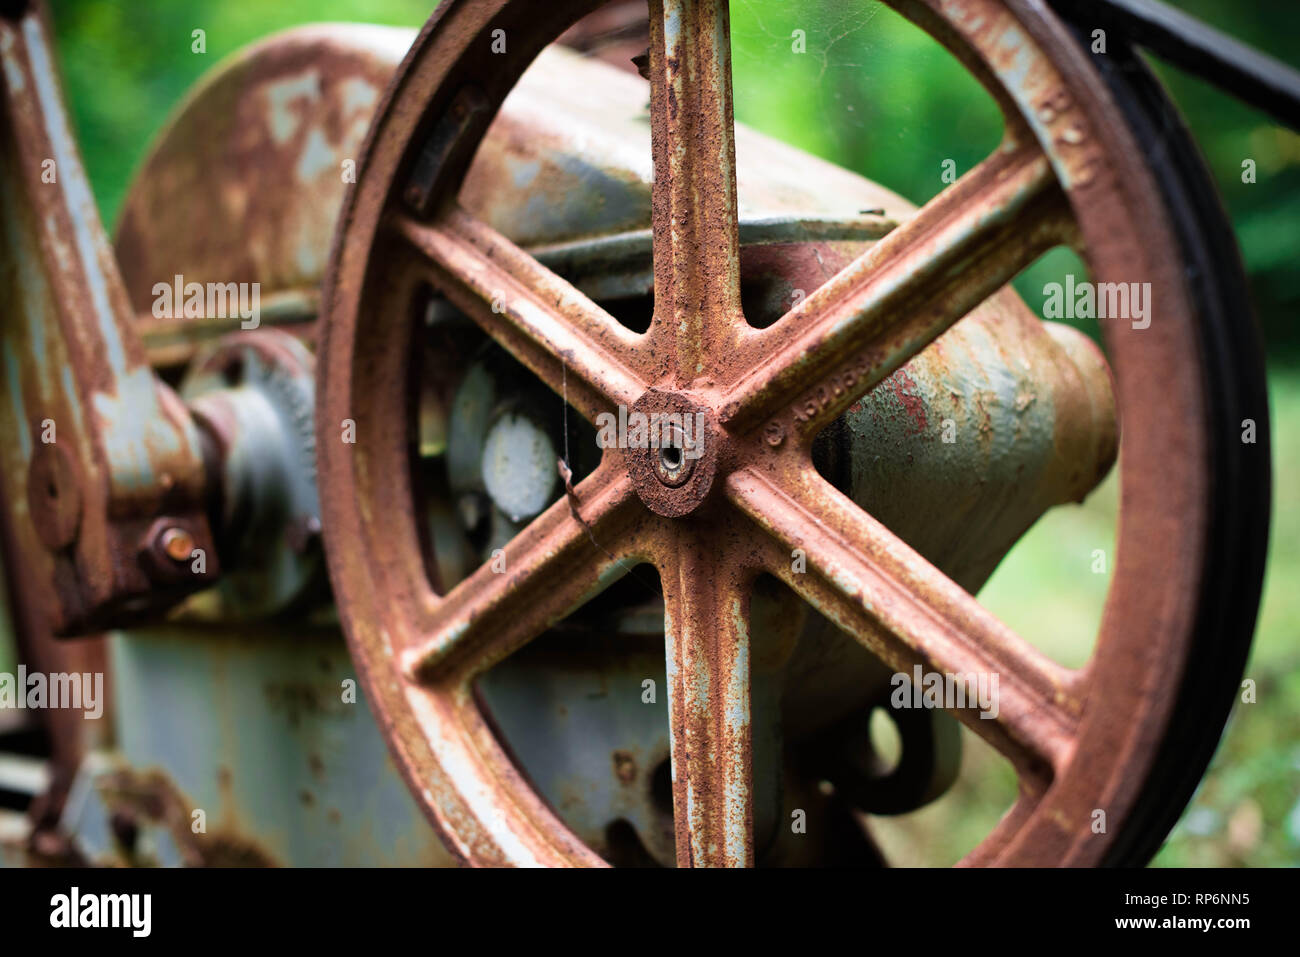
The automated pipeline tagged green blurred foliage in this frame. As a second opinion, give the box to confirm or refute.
[732,1,1003,206]
[40,0,1298,866]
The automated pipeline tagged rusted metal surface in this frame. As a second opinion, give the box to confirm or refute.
[1,22,408,854]
[0,2,217,636]
[0,0,1138,868]
[842,314,1116,592]
[317,0,1208,867]
[98,624,457,866]
[114,24,415,366]
[58,758,281,868]
[420,152,1114,861]
[0,552,107,837]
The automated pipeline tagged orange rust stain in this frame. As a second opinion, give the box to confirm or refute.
[889,370,928,435]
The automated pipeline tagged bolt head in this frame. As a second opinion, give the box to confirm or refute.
[627,389,718,518]
[160,526,195,562]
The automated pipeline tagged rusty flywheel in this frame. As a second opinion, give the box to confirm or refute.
[316,0,1269,866]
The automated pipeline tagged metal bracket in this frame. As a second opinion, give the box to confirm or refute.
[0,3,218,635]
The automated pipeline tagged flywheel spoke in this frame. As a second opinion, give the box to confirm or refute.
[403,460,641,684]
[646,0,746,385]
[720,143,1068,438]
[728,464,1081,786]
[395,207,648,423]
[658,523,755,867]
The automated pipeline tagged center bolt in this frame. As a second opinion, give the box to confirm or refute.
[628,389,718,518]
[654,424,696,488]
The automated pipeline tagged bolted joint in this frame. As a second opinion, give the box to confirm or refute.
[627,389,719,518]
[139,518,204,583]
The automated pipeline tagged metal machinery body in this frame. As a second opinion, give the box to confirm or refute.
[0,0,1273,867]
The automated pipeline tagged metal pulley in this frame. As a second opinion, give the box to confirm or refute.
[0,0,1272,869]
[313,0,1268,867]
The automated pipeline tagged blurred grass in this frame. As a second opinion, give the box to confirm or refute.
[26,0,1298,866]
